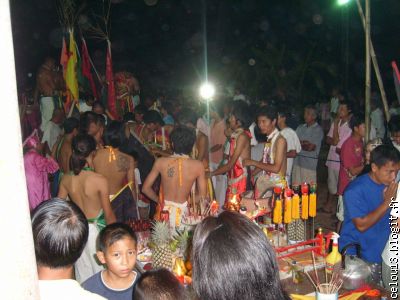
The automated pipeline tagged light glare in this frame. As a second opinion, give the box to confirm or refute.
[199,82,215,100]
[338,0,351,5]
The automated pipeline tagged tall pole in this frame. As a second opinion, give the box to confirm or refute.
[365,0,371,142]
[0,1,39,299]
[356,0,390,123]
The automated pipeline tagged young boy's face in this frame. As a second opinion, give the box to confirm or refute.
[355,123,366,138]
[97,237,137,278]
[257,115,275,135]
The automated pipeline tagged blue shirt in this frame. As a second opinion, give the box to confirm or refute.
[82,271,139,300]
[339,173,390,263]
[163,115,175,125]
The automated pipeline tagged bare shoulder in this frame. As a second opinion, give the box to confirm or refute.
[277,135,287,145]
[154,157,168,168]
[238,132,250,143]
[189,159,205,170]
[198,131,207,141]
[87,172,108,185]
[60,173,73,184]
[118,151,134,171]
[93,148,107,159]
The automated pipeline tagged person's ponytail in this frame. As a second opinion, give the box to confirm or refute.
[70,134,97,175]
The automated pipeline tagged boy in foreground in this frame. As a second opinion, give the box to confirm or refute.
[83,223,139,300]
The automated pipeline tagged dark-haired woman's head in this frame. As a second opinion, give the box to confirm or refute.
[192,211,290,300]
[104,121,126,148]
[70,134,96,175]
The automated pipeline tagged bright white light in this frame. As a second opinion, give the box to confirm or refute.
[338,0,351,5]
[199,82,215,100]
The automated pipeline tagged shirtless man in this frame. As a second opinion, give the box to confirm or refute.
[142,126,206,230]
[52,117,79,174]
[143,110,174,157]
[177,108,208,163]
[243,107,287,190]
[93,121,137,222]
[58,133,116,283]
[36,57,57,131]
[211,101,252,200]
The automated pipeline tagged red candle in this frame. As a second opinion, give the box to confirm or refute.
[176,274,185,284]
[301,183,309,195]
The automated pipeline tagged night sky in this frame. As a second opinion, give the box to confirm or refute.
[10,0,400,103]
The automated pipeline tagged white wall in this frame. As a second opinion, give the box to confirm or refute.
[0,1,40,299]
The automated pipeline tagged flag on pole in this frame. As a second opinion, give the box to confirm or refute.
[60,37,68,78]
[106,40,118,119]
[65,30,79,111]
[81,38,99,100]
[392,61,400,105]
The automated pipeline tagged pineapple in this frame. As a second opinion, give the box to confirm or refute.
[151,221,174,270]
[174,229,190,259]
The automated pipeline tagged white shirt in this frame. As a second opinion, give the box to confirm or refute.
[39,279,106,300]
[233,93,246,101]
[249,122,258,146]
[280,127,301,179]
[41,121,62,150]
[330,96,339,114]
[370,108,385,138]
[134,168,141,185]
[381,186,399,269]
[79,101,92,113]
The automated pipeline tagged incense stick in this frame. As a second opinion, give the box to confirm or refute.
[303,271,319,291]
[311,251,321,287]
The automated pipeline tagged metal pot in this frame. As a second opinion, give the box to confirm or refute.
[341,243,372,290]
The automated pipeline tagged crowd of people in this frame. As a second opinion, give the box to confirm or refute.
[21,57,400,299]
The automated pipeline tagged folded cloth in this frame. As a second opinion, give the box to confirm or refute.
[110,182,138,222]
[164,200,188,231]
[87,210,106,232]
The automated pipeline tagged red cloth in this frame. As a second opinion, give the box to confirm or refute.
[106,40,118,119]
[81,38,99,100]
[225,130,250,199]
[60,37,68,78]
[338,135,364,195]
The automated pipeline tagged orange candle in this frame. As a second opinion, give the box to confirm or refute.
[309,193,317,217]
[292,194,300,219]
[273,199,282,224]
[284,197,292,224]
[301,194,309,220]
